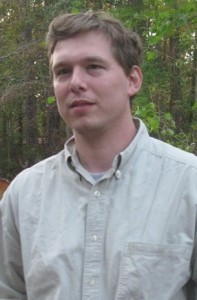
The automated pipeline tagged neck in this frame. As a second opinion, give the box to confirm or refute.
[74,119,137,173]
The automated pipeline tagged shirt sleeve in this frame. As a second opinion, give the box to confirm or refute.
[0,187,27,299]
[188,234,197,299]
[188,167,197,299]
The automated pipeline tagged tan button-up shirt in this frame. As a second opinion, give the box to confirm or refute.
[0,119,197,300]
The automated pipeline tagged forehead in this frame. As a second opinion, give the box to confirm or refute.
[51,31,114,66]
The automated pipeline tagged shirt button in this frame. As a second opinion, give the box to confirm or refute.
[92,234,97,241]
[115,170,122,179]
[94,191,100,197]
[89,279,95,287]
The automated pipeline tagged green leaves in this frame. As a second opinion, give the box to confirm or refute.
[47,96,56,104]
[0,0,196,179]
[134,102,160,134]
[146,51,158,61]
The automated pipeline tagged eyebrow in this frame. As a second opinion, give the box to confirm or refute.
[52,55,107,71]
[83,56,107,64]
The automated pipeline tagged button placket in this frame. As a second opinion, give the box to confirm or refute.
[115,169,122,179]
[82,188,104,300]
[94,190,101,197]
[92,234,98,242]
[88,278,96,287]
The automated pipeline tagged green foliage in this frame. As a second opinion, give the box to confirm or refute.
[0,0,196,179]
[135,102,160,134]
[134,99,196,153]
[47,96,56,104]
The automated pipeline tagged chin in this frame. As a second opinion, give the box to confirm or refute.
[74,123,103,136]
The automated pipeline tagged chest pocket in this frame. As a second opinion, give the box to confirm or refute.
[116,242,192,300]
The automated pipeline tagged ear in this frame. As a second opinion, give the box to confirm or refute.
[128,66,143,97]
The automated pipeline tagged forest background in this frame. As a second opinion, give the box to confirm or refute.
[0,0,196,180]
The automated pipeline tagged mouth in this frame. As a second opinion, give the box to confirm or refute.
[70,100,95,109]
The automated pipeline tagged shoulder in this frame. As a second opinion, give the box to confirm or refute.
[7,150,66,193]
[147,136,197,169]
[136,119,197,169]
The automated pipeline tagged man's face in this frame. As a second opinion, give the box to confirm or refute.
[51,31,141,137]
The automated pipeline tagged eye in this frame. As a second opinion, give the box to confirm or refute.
[90,63,104,69]
[91,64,100,68]
[53,66,71,78]
[86,64,103,74]
[57,68,71,76]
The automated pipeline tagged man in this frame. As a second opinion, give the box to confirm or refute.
[0,11,197,300]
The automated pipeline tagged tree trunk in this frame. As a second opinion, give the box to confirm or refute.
[169,34,183,131]
[188,31,197,125]
[46,106,61,156]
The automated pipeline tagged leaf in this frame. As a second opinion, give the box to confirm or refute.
[47,96,56,104]
[148,116,160,133]
[164,112,173,121]
[146,51,158,61]
[192,102,197,111]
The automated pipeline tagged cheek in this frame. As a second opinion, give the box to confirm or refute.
[56,100,68,122]
[54,86,67,113]
[54,82,68,99]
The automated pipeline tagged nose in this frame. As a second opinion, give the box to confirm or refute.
[70,67,87,93]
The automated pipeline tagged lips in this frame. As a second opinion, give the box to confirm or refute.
[70,100,94,108]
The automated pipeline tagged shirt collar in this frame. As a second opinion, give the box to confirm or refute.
[63,118,149,175]
[117,118,149,170]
